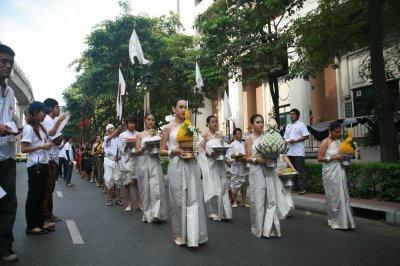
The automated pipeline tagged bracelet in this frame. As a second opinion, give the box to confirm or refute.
[40,144,43,149]
[252,158,257,164]
[326,156,330,162]
[168,150,172,156]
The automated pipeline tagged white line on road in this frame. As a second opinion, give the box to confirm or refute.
[66,220,84,244]
[56,191,63,198]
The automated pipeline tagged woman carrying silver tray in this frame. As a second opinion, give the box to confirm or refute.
[201,115,232,222]
[136,113,168,223]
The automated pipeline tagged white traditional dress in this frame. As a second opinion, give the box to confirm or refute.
[136,133,168,223]
[248,136,289,238]
[322,140,355,229]
[167,125,208,247]
[205,138,232,221]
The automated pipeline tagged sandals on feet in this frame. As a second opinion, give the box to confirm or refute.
[107,200,113,206]
[115,200,124,206]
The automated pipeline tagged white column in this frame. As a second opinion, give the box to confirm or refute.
[289,78,311,124]
[228,77,244,131]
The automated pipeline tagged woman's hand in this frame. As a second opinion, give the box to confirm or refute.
[171,148,185,157]
[41,142,52,150]
[335,154,346,160]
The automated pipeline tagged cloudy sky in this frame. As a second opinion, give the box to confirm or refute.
[1,0,195,105]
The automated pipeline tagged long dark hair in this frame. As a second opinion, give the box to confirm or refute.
[26,111,47,140]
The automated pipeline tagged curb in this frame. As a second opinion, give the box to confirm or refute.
[292,195,400,227]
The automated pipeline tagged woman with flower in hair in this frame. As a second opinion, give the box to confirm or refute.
[317,122,355,230]
[136,113,167,222]
[201,115,232,221]
[21,101,54,234]
[160,98,208,247]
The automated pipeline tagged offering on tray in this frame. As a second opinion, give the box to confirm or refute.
[255,124,288,167]
[212,146,230,161]
[339,130,357,166]
[176,110,200,159]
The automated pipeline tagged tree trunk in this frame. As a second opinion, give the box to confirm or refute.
[368,0,399,162]
[268,76,280,128]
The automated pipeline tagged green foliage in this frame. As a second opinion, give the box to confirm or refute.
[288,0,400,79]
[306,161,400,202]
[64,7,207,142]
[195,0,306,126]
[161,157,169,175]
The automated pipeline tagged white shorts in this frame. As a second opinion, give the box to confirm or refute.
[104,165,117,189]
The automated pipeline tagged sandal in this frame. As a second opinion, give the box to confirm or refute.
[115,200,124,206]
[107,200,113,206]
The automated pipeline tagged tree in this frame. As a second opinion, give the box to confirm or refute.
[64,8,205,140]
[195,0,305,127]
[288,0,400,162]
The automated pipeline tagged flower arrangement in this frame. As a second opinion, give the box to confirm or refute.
[176,110,200,157]
[146,128,157,137]
[339,130,357,154]
[255,124,288,158]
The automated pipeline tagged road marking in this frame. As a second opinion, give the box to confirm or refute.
[56,191,63,198]
[66,220,84,244]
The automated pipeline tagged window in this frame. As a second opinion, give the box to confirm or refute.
[353,80,399,117]
[344,101,353,118]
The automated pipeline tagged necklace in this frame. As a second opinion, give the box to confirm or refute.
[209,130,217,138]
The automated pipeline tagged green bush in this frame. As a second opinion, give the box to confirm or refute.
[305,161,400,202]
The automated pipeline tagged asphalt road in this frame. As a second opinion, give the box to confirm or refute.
[7,162,400,266]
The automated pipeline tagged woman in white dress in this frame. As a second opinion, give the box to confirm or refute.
[160,98,208,247]
[317,122,355,230]
[245,114,287,238]
[202,115,232,221]
[136,113,168,222]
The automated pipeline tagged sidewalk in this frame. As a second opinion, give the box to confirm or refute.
[292,193,400,227]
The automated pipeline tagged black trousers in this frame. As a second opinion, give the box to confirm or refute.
[25,164,49,230]
[0,158,17,254]
[287,156,307,191]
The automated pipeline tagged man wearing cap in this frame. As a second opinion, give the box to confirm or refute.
[0,44,21,262]
[42,98,65,223]
[103,124,123,206]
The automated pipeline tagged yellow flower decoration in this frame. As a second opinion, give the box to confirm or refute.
[339,129,356,154]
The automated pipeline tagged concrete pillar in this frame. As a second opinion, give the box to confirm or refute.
[228,76,244,131]
[289,78,311,124]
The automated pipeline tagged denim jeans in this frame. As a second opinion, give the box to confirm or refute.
[0,158,17,254]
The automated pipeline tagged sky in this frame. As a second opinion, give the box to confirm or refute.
[1,0,195,105]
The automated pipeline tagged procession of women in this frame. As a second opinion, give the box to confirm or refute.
[72,99,356,248]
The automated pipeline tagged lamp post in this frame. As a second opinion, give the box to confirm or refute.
[142,70,153,114]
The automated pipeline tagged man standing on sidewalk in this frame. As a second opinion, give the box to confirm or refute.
[42,98,65,223]
[0,44,19,262]
[64,137,74,187]
[284,108,310,195]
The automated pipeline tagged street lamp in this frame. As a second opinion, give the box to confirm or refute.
[142,70,153,113]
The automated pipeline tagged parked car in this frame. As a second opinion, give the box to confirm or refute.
[16,153,27,163]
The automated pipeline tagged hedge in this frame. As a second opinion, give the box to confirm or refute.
[305,162,400,202]
[161,158,400,202]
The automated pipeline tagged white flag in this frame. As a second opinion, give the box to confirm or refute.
[224,90,232,121]
[129,29,150,65]
[195,62,204,89]
[119,68,126,95]
[116,68,126,120]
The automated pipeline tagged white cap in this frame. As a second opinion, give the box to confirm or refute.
[106,124,115,131]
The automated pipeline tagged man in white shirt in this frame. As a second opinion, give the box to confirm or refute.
[64,137,74,187]
[0,44,19,262]
[283,108,310,195]
[42,98,65,222]
[103,124,122,206]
